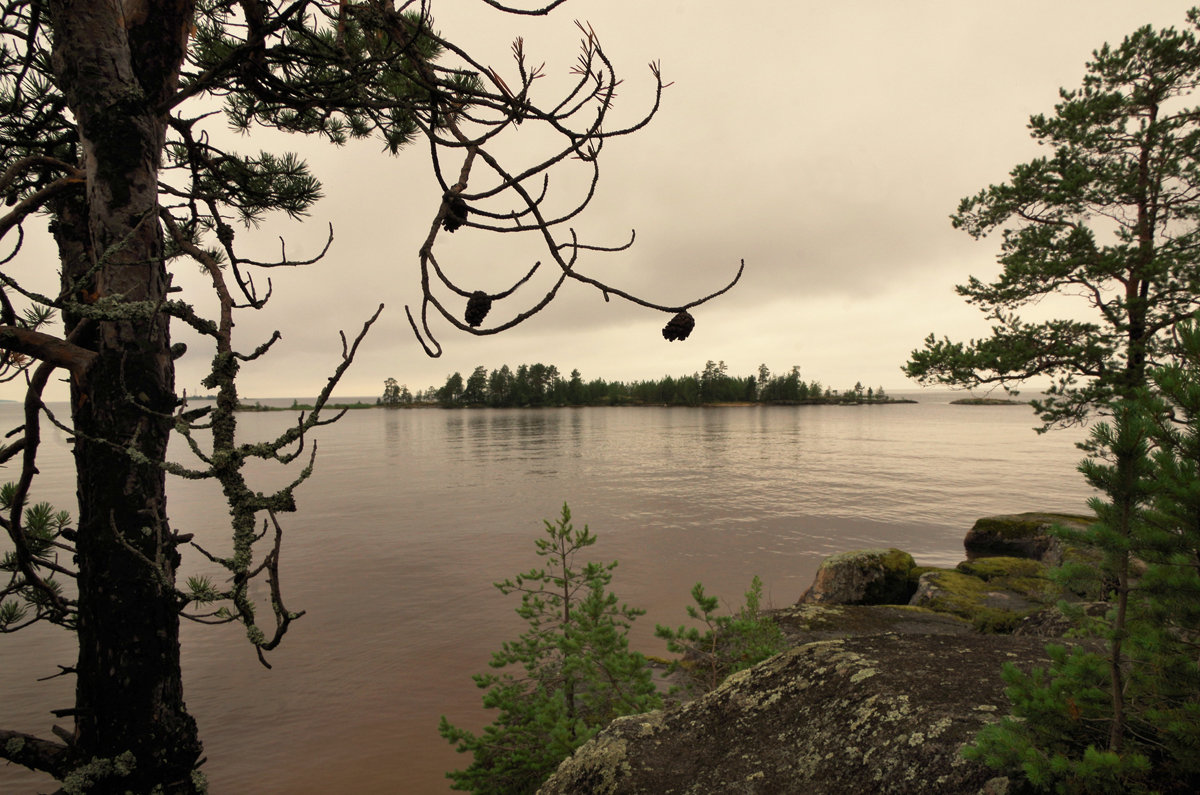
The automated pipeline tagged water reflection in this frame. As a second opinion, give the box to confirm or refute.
[0,400,1094,794]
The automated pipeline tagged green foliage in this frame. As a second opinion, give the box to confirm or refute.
[965,646,1153,794]
[191,4,454,151]
[184,576,222,607]
[0,491,73,631]
[906,10,1200,428]
[421,361,882,407]
[966,324,1200,792]
[654,575,786,696]
[379,377,402,406]
[439,504,660,794]
[437,371,465,407]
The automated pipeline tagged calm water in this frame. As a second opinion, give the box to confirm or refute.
[0,397,1093,793]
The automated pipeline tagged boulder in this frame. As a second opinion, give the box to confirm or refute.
[963,513,1092,565]
[797,548,917,605]
[539,633,1055,795]
[908,557,1058,632]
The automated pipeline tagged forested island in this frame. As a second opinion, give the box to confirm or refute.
[949,397,1028,406]
[378,361,913,408]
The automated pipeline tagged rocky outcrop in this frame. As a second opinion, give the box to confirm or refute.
[796,544,1063,632]
[539,632,1048,795]
[540,517,1098,795]
[963,512,1092,565]
[909,557,1059,632]
[771,603,972,645]
[797,548,917,605]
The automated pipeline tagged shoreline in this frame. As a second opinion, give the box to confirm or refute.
[234,397,921,412]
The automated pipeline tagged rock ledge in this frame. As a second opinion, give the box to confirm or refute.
[540,633,1050,794]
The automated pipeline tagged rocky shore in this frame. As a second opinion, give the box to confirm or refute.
[539,512,1097,794]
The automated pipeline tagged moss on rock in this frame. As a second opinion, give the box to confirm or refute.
[956,557,1046,581]
[798,548,918,606]
[770,604,972,647]
[964,513,1093,564]
[909,558,1058,631]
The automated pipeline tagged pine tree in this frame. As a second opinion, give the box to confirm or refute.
[380,377,402,406]
[965,398,1159,792]
[906,10,1200,428]
[654,575,786,697]
[965,327,1200,792]
[439,504,660,794]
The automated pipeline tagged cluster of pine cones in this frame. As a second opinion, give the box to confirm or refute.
[662,310,694,341]
[442,196,468,233]
[465,291,492,327]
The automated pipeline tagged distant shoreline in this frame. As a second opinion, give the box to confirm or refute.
[234,397,920,412]
[948,397,1029,406]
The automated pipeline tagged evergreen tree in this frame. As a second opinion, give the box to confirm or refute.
[965,328,1200,792]
[439,371,465,406]
[906,10,1200,428]
[380,377,402,406]
[439,504,660,794]
[655,575,786,697]
[463,365,489,405]
[756,363,771,399]
[566,369,585,405]
[488,365,513,407]
[965,398,1160,792]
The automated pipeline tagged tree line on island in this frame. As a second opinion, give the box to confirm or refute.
[380,360,899,408]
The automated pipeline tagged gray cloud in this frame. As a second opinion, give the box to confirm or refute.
[5,1,1194,402]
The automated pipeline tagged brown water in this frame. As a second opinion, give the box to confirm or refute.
[0,397,1092,793]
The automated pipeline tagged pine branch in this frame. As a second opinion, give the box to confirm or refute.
[0,728,69,778]
[0,326,95,376]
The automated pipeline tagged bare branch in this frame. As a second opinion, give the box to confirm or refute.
[0,325,96,377]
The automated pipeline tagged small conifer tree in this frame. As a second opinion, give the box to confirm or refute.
[439,504,660,794]
[655,575,786,696]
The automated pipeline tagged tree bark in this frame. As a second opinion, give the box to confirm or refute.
[47,1,202,790]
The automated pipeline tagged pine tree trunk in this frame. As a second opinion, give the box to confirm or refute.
[1106,440,1137,755]
[1109,554,1129,754]
[47,1,202,789]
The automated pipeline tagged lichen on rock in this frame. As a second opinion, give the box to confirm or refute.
[539,516,1098,794]
[538,634,1058,794]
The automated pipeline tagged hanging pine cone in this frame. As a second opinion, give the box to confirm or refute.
[442,196,469,232]
[662,310,695,341]
[465,290,492,327]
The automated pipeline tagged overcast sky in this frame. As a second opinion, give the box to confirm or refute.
[5,1,1197,402]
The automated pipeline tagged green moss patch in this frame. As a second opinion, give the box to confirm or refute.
[970,513,1092,541]
[956,556,1046,582]
[802,549,918,606]
[912,558,1061,632]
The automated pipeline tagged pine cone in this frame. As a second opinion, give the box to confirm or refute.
[442,196,469,233]
[465,291,492,327]
[662,310,695,341]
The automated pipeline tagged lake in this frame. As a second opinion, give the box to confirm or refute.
[0,396,1094,793]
